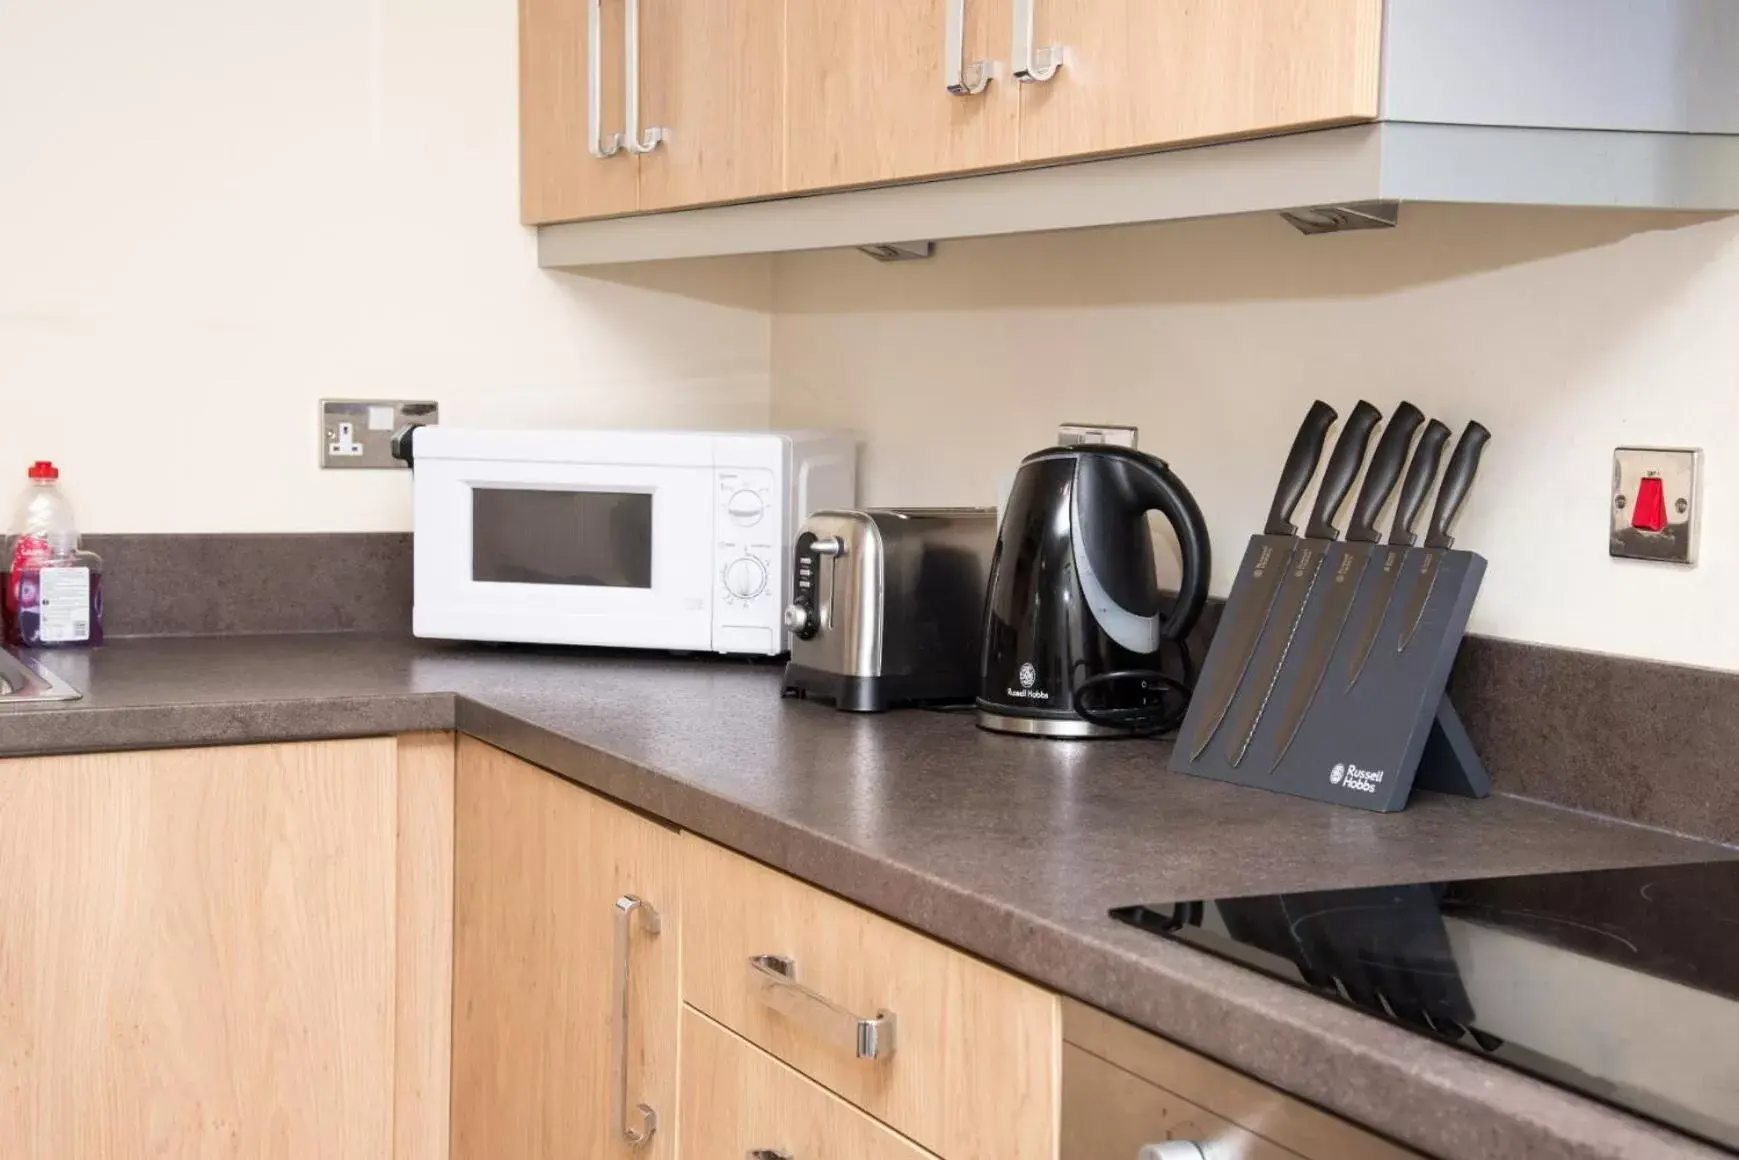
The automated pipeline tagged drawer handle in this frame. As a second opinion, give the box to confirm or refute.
[944,0,994,95]
[748,954,897,1061]
[613,895,663,1147]
[1011,0,1064,83]
[748,1152,793,1160]
[621,0,666,153]
[586,0,622,157]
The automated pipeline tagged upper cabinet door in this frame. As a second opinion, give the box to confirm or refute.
[521,0,639,224]
[786,0,1020,192]
[637,0,785,211]
[1018,0,1384,163]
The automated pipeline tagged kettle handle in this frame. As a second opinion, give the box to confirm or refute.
[1072,451,1211,650]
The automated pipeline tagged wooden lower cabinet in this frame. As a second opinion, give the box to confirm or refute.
[681,835,1060,1160]
[451,737,681,1160]
[0,735,455,1160]
[680,1006,938,1160]
[1061,1000,1420,1160]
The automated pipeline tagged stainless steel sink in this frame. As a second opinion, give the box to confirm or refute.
[0,648,81,703]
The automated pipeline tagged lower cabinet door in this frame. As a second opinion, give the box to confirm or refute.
[0,739,405,1159]
[680,1007,938,1160]
[452,738,681,1160]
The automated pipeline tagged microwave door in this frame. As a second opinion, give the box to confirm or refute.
[414,459,715,649]
[471,487,654,589]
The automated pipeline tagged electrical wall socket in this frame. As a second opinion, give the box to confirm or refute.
[1058,423,1139,449]
[320,399,439,469]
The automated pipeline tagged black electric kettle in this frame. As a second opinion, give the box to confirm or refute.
[977,445,1210,737]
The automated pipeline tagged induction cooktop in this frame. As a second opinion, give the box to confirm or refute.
[1110,858,1739,1150]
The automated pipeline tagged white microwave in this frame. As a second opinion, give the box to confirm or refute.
[410,428,857,655]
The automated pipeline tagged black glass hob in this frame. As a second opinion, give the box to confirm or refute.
[1111,858,1739,1150]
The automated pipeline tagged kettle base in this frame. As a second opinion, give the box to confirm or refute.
[975,708,1132,739]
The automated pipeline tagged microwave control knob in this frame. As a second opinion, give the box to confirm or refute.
[723,556,768,600]
[726,489,766,526]
[783,603,816,638]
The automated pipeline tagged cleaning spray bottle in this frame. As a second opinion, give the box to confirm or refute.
[3,461,104,647]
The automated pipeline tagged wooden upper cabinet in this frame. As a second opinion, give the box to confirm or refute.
[452,738,681,1160]
[786,0,1020,191]
[637,0,785,212]
[520,0,638,223]
[1018,0,1384,163]
[521,0,784,223]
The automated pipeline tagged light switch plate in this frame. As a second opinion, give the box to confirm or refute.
[321,399,439,468]
[1611,446,1700,565]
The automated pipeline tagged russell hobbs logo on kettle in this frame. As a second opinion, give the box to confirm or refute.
[1007,661,1049,701]
[1330,762,1386,793]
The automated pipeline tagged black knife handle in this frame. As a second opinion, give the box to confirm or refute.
[1388,420,1450,546]
[1346,401,1424,543]
[1424,421,1491,550]
[1304,401,1382,540]
[1264,400,1338,537]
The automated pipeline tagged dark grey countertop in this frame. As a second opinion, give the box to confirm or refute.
[2,635,1732,1160]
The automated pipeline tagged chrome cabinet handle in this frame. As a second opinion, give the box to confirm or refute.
[1011,0,1065,82]
[587,0,622,157]
[748,954,896,1061]
[621,0,666,152]
[944,0,995,94]
[613,895,662,1147]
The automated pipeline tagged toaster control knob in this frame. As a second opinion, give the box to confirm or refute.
[783,603,817,638]
[811,536,845,557]
[726,489,766,527]
[723,556,768,600]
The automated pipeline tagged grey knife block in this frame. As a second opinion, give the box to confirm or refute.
[1172,535,1490,813]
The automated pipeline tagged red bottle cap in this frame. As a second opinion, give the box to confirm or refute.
[27,461,57,481]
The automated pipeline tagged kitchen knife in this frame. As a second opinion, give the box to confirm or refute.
[1223,400,1383,768]
[1187,400,1339,759]
[1269,402,1425,769]
[1345,419,1451,689]
[1396,421,1492,651]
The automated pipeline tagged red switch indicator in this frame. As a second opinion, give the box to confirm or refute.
[1631,473,1668,533]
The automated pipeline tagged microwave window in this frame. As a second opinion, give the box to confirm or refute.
[471,488,653,588]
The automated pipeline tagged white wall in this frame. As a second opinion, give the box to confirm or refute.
[0,0,773,533]
[770,207,1739,670]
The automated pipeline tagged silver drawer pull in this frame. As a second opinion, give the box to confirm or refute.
[748,954,896,1061]
[748,1152,793,1160]
[944,0,994,94]
[1011,0,1064,83]
[613,895,662,1147]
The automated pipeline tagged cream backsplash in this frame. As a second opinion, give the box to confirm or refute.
[0,0,773,534]
[770,207,1739,670]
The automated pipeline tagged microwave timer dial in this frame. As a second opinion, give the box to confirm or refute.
[722,555,769,600]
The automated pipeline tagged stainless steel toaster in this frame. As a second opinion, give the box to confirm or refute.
[781,508,997,712]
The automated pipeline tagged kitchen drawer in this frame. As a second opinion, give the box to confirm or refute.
[1062,1000,1420,1160]
[680,1006,938,1160]
[680,836,1060,1160]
